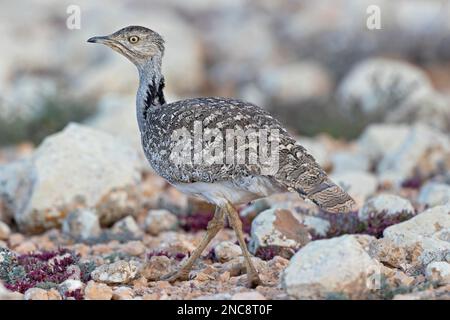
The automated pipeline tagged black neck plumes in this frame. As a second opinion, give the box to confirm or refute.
[143,77,166,120]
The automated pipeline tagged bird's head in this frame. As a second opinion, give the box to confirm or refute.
[87,26,164,66]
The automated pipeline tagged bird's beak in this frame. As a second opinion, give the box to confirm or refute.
[87,35,110,44]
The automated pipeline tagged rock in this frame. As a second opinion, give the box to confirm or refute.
[120,241,146,256]
[111,215,142,236]
[141,256,172,281]
[357,124,411,163]
[418,183,450,208]
[91,260,139,284]
[1,123,141,233]
[259,62,333,104]
[58,279,84,297]
[0,160,33,224]
[112,286,134,300]
[388,91,450,133]
[0,221,11,240]
[297,215,330,238]
[144,209,178,236]
[378,124,450,185]
[62,209,101,240]
[84,281,113,300]
[425,262,450,285]
[282,235,381,299]
[239,199,270,220]
[214,241,242,262]
[369,238,409,270]
[330,171,378,206]
[383,205,450,268]
[224,256,267,277]
[337,58,433,121]
[24,288,50,300]
[0,282,23,300]
[231,291,266,300]
[358,194,415,221]
[249,209,311,259]
[331,151,370,174]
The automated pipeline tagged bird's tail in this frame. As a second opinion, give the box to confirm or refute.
[301,177,356,213]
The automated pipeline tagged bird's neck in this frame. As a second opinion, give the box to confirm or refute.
[136,55,166,132]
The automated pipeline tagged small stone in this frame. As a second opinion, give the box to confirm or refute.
[383,205,450,268]
[425,261,450,285]
[358,194,415,221]
[8,233,24,247]
[0,221,11,240]
[144,209,178,235]
[0,282,23,300]
[120,240,146,256]
[91,260,139,284]
[249,208,311,259]
[58,279,84,296]
[14,241,36,254]
[47,288,62,300]
[418,183,450,208]
[142,256,172,281]
[231,291,266,300]
[214,241,242,262]
[24,288,49,300]
[62,209,101,240]
[84,281,113,300]
[111,215,142,236]
[112,286,134,300]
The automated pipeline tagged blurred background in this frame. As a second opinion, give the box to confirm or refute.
[1,0,450,151]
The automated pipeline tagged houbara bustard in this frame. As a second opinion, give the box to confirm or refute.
[88,26,355,287]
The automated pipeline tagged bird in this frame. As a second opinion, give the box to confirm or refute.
[88,26,356,288]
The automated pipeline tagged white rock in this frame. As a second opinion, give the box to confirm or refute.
[0,221,11,240]
[337,58,433,117]
[58,279,84,296]
[1,123,141,232]
[330,171,378,206]
[91,260,139,284]
[425,261,450,285]
[62,209,101,240]
[260,62,332,104]
[300,215,331,238]
[111,215,142,236]
[24,288,49,300]
[331,151,370,174]
[378,124,450,185]
[418,183,450,208]
[383,205,450,267]
[0,282,23,300]
[249,208,311,258]
[358,194,415,221]
[144,209,178,236]
[282,235,380,299]
[214,241,242,262]
[357,124,411,163]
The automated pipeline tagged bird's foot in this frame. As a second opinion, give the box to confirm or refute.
[160,269,190,283]
[247,272,262,288]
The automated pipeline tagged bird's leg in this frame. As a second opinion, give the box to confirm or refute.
[161,206,225,283]
[225,202,262,288]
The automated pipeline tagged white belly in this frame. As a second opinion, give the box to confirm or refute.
[173,176,287,206]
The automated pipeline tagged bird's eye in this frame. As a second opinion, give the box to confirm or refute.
[128,36,139,44]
